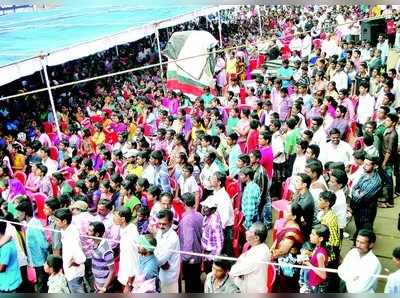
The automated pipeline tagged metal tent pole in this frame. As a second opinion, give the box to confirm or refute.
[257,5,263,38]
[155,26,166,92]
[40,56,62,139]
[218,6,223,47]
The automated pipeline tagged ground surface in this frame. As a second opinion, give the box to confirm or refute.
[269,198,400,293]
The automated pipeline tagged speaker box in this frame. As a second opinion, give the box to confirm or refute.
[361,17,387,45]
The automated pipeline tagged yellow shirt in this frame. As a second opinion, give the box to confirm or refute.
[371,5,381,16]
[226,58,237,74]
[191,126,206,142]
[92,132,105,145]
[128,123,137,141]
[126,164,143,177]
[13,153,26,171]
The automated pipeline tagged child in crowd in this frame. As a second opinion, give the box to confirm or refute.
[137,206,150,234]
[44,255,70,294]
[298,241,314,293]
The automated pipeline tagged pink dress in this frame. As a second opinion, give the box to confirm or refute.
[308,246,329,287]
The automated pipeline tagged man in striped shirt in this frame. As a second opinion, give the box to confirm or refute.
[88,222,114,293]
[350,155,382,242]
[239,167,262,230]
[200,195,224,273]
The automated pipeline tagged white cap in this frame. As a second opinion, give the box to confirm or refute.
[125,149,138,158]
[200,195,218,208]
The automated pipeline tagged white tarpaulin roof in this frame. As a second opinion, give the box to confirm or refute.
[0,3,224,86]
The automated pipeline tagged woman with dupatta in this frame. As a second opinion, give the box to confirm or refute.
[271,202,305,292]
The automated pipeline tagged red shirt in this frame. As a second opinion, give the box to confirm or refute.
[246,129,259,154]
[387,20,396,35]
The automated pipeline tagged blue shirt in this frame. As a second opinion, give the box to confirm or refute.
[154,163,171,193]
[278,66,294,88]
[385,269,400,294]
[241,181,261,229]
[139,255,160,292]
[139,255,159,280]
[201,94,214,107]
[228,144,242,177]
[26,217,48,267]
[0,240,22,291]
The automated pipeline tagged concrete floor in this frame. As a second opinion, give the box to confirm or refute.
[341,200,400,292]
[268,198,400,293]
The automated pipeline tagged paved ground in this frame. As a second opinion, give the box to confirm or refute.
[341,200,400,292]
[269,198,400,293]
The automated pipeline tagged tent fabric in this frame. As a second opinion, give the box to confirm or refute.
[0,57,43,87]
[46,23,156,67]
[164,30,218,97]
[156,6,221,29]
[0,2,223,87]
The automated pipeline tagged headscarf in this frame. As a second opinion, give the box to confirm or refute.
[9,179,26,199]
[138,235,155,252]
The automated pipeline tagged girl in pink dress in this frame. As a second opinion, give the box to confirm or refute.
[303,224,330,293]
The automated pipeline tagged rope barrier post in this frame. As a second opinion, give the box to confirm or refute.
[218,6,223,47]
[40,55,62,139]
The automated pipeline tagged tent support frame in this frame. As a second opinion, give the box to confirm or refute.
[218,6,222,47]
[40,57,62,139]
[257,5,263,38]
[155,27,166,92]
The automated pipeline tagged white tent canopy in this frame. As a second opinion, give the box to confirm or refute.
[0,5,225,86]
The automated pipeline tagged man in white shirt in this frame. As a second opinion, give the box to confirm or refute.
[289,34,302,55]
[393,70,400,108]
[177,164,200,209]
[154,209,181,293]
[360,41,372,62]
[200,152,220,194]
[321,34,339,57]
[311,117,327,148]
[328,169,349,235]
[230,222,271,293]
[384,246,400,294]
[338,229,382,293]
[301,33,312,59]
[356,82,376,127]
[270,120,286,188]
[114,207,139,293]
[289,140,309,193]
[319,128,354,168]
[332,62,349,91]
[94,199,120,250]
[54,208,86,293]
[270,120,285,165]
[38,147,58,177]
[211,171,234,256]
[376,34,389,65]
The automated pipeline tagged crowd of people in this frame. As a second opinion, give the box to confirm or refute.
[1,4,400,294]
